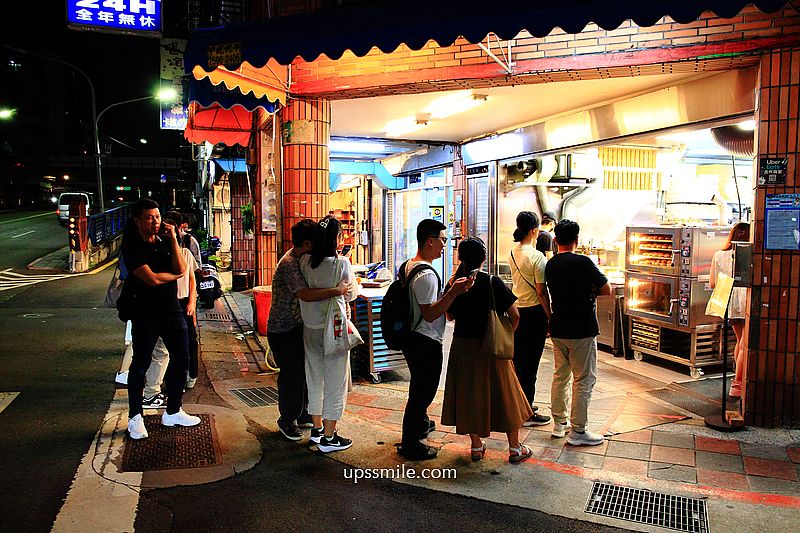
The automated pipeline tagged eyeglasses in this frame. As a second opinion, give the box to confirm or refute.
[437,236,448,244]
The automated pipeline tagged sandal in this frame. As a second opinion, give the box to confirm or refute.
[509,444,533,464]
[470,442,486,462]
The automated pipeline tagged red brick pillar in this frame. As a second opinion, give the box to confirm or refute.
[747,48,800,427]
[279,98,331,254]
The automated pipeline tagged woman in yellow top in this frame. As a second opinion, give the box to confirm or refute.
[709,222,750,398]
[508,212,552,427]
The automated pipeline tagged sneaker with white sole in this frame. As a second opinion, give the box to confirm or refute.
[142,393,167,409]
[115,371,128,385]
[127,414,148,439]
[309,427,325,444]
[185,377,197,389]
[523,413,551,427]
[161,409,201,427]
[551,420,572,438]
[566,429,605,446]
[317,432,353,453]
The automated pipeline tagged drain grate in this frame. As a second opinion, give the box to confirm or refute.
[205,312,232,321]
[122,414,219,472]
[229,386,279,407]
[585,482,709,533]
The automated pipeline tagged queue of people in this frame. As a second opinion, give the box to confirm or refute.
[118,201,610,463]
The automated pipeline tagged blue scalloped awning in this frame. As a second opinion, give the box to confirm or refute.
[189,76,279,113]
[185,0,788,71]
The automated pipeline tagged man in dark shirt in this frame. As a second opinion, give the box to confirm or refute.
[536,212,557,259]
[545,220,611,447]
[267,220,349,442]
[122,199,200,440]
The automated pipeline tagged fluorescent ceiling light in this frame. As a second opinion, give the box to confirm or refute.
[384,117,428,137]
[425,90,488,119]
[330,140,386,153]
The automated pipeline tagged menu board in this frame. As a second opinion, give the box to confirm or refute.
[764,194,800,250]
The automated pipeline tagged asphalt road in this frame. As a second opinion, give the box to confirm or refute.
[0,210,68,269]
[136,429,624,533]
[0,238,122,533]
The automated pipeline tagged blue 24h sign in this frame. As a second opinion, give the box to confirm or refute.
[66,0,162,37]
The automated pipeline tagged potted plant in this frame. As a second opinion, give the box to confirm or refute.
[242,202,255,236]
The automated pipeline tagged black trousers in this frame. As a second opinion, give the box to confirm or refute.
[130,312,189,417]
[180,298,199,379]
[513,305,548,407]
[401,332,443,447]
[268,326,309,423]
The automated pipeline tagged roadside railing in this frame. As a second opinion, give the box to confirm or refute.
[88,204,130,246]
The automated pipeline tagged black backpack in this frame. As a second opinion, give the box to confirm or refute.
[380,260,440,351]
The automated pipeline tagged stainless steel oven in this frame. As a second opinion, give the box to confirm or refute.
[625,272,720,329]
[626,226,730,278]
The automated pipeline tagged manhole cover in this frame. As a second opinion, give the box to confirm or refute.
[20,313,54,319]
[122,414,220,472]
[205,313,232,321]
[229,387,278,407]
[585,482,709,533]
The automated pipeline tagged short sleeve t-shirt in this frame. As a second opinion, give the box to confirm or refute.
[509,243,547,308]
[267,250,308,334]
[120,230,180,317]
[176,248,198,299]
[406,260,445,343]
[448,272,517,339]
[545,252,608,339]
[299,255,354,330]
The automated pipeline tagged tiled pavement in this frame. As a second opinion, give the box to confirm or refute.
[343,388,800,495]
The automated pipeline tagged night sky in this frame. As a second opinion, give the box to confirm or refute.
[2,2,188,159]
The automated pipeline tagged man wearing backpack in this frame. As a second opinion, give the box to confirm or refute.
[397,219,473,460]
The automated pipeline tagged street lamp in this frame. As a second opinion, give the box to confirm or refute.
[95,88,177,211]
[0,108,15,119]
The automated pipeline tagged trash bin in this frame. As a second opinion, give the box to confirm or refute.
[253,285,272,335]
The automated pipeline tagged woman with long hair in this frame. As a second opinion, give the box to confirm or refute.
[441,237,534,464]
[709,222,750,398]
[298,215,359,453]
[509,211,552,427]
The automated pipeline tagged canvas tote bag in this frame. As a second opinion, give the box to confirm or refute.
[323,258,363,356]
[479,275,515,359]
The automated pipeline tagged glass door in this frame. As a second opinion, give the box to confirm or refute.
[625,272,679,325]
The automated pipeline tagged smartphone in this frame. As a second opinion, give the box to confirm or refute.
[340,244,352,256]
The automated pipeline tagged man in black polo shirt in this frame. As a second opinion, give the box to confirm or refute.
[122,199,200,440]
[545,220,611,447]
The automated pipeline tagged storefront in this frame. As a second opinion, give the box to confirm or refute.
[183,1,800,426]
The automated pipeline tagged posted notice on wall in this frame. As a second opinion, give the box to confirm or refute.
[764,194,800,250]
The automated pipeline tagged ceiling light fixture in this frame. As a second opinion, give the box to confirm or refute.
[384,116,429,137]
[736,119,756,131]
[426,91,489,119]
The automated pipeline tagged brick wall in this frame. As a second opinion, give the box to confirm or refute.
[748,47,800,427]
[289,6,800,99]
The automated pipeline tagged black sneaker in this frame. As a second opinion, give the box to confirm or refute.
[142,393,167,409]
[398,442,438,460]
[317,432,353,453]
[309,426,325,444]
[277,418,302,441]
[522,413,551,427]
[296,413,315,428]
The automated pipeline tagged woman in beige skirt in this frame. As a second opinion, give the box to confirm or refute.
[441,238,533,463]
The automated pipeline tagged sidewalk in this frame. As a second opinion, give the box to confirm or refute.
[219,282,800,532]
[61,276,800,532]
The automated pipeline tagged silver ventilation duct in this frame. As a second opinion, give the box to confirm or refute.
[710,126,755,158]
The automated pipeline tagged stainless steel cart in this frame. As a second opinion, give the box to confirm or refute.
[352,288,407,383]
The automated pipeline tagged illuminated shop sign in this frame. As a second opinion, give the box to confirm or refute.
[66,0,162,37]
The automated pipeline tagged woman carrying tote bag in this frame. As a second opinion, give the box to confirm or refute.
[441,238,534,464]
[299,215,359,453]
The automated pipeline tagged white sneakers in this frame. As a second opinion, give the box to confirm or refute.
[115,371,128,385]
[551,420,572,438]
[566,429,605,446]
[161,409,201,427]
[127,414,148,440]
